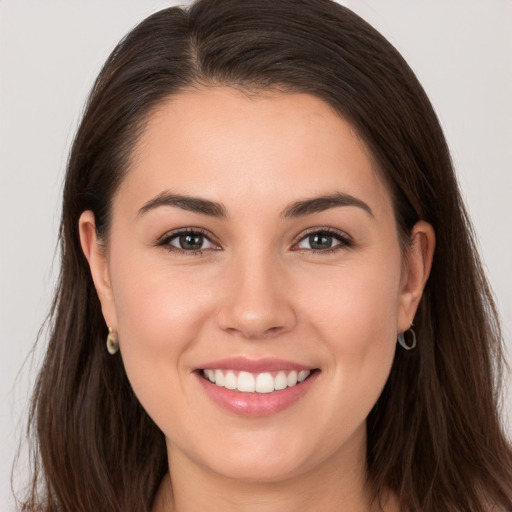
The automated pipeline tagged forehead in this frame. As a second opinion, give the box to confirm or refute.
[118,87,393,218]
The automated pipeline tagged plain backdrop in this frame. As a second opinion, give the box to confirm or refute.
[1,1,511,510]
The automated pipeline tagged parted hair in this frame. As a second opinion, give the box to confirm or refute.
[19,1,512,511]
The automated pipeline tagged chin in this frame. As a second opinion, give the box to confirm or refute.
[207,453,309,483]
[186,427,328,484]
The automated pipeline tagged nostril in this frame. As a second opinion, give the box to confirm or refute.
[215,285,298,339]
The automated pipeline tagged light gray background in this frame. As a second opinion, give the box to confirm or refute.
[1,1,511,510]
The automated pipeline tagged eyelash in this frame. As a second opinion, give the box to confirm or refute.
[156,227,219,256]
[156,227,353,256]
[292,227,353,255]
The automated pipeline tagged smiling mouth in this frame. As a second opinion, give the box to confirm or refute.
[199,368,317,393]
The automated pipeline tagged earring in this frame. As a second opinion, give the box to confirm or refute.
[106,327,119,355]
[397,328,416,350]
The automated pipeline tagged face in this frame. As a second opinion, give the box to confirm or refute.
[81,87,432,484]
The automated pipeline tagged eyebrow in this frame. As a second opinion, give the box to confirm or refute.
[138,192,229,218]
[281,192,373,218]
[138,191,373,219]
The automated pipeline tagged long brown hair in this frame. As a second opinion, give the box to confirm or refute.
[19,1,512,510]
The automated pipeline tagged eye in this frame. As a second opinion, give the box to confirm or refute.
[157,228,219,254]
[294,229,352,253]
[170,232,213,251]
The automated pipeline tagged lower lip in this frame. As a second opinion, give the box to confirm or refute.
[196,371,319,417]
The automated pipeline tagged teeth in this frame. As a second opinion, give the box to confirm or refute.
[298,370,310,382]
[202,368,312,393]
[274,371,288,391]
[214,369,225,387]
[287,370,298,387]
[237,371,255,392]
[224,370,237,390]
[255,372,274,393]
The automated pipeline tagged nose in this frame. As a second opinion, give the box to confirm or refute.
[216,251,297,340]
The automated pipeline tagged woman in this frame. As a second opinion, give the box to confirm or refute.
[19,0,512,510]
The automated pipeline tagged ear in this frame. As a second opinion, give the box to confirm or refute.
[78,211,117,330]
[397,220,435,332]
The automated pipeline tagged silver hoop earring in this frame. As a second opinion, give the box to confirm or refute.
[106,327,119,355]
[397,328,416,350]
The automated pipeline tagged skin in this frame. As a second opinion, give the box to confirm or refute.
[80,87,435,512]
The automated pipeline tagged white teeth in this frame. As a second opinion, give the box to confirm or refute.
[214,369,224,387]
[237,371,255,392]
[287,370,298,387]
[202,368,312,393]
[255,372,274,393]
[224,370,237,390]
[298,370,310,382]
[274,371,288,391]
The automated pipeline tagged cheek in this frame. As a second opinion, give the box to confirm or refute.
[110,247,217,348]
[107,253,218,410]
[115,276,196,350]
[299,253,401,411]
[303,254,401,345]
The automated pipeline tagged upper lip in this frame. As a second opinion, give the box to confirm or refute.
[195,357,315,373]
